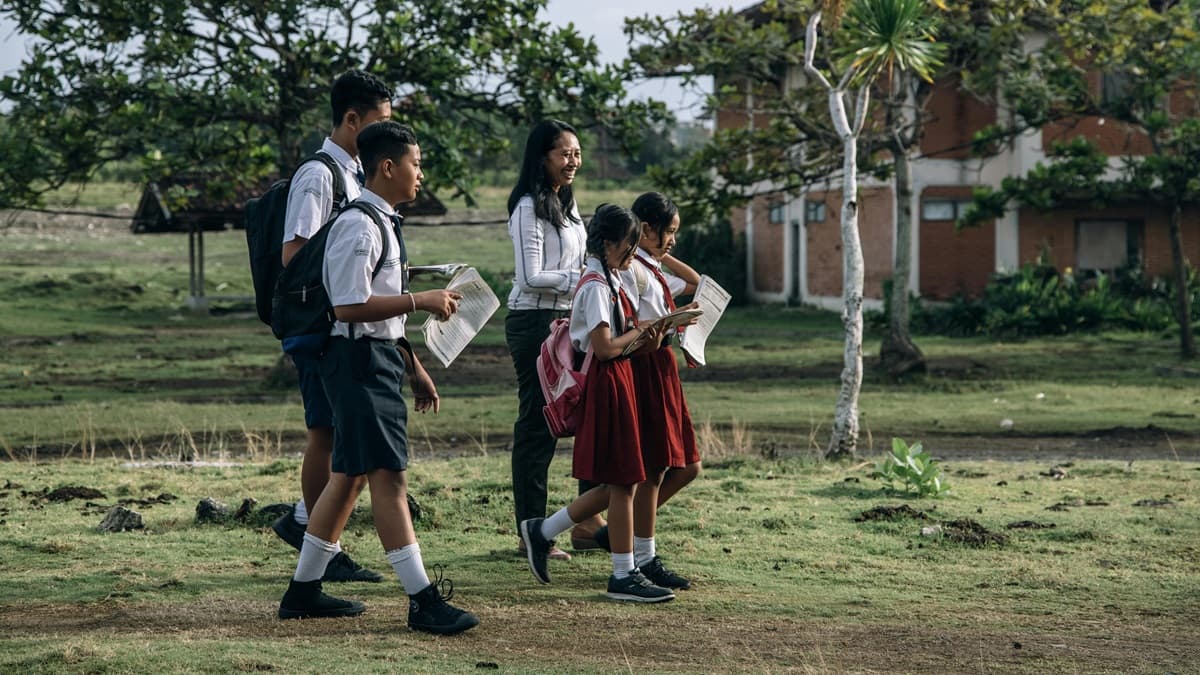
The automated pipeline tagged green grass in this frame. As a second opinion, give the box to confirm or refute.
[2,221,1200,457]
[0,454,1195,672]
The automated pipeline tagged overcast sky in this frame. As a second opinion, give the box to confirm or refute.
[0,1,743,121]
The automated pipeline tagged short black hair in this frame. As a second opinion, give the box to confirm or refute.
[358,121,418,179]
[330,70,393,128]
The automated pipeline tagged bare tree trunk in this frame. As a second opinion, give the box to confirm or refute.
[828,129,865,460]
[880,135,925,376]
[806,11,867,460]
[1168,202,1196,358]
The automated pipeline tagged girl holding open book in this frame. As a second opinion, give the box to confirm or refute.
[519,204,674,603]
[593,192,702,591]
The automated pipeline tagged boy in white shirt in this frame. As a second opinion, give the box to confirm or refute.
[277,121,478,635]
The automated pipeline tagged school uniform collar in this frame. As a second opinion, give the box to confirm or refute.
[635,247,662,269]
[357,189,397,217]
[319,137,361,177]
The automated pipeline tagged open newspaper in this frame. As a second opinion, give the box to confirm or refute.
[679,275,731,366]
[619,307,705,357]
[421,267,500,368]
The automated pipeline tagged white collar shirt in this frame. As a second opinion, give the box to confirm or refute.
[322,189,408,341]
[569,257,628,352]
[621,247,687,321]
[283,138,363,244]
[506,194,587,311]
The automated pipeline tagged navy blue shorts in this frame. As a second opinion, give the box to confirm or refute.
[319,337,409,476]
[290,348,334,430]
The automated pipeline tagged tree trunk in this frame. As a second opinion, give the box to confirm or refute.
[1168,202,1196,358]
[828,125,864,461]
[879,136,925,376]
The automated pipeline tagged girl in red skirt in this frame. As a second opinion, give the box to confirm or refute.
[519,204,674,603]
[593,192,702,590]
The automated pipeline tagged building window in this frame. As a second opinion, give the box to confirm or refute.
[1102,70,1132,106]
[1077,220,1141,271]
[805,201,826,223]
[768,202,785,225]
[921,199,974,221]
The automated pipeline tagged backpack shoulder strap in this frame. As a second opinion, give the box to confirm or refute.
[305,151,348,209]
[339,201,392,279]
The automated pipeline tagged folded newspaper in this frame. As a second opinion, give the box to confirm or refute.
[421,267,500,368]
[678,275,731,366]
[408,263,468,279]
[619,307,705,357]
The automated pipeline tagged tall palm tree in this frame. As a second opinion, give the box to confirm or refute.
[806,0,945,459]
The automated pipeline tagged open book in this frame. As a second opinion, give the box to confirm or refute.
[421,267,500,368]
[679,275,731,366]
[619,307,705,357]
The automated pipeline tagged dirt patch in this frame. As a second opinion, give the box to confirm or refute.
[0,600,1193,673]
[937,518,1007,547]
[1007,520,1057,529]
[1133,497,1178,507]
[854,504,929,522]
[42,486,106,502]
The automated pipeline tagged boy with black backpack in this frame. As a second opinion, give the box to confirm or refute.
[246,70,392,582]
[277,120,478,634]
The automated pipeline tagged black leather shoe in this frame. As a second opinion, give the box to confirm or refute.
[278,579,366,619]
[408,570,479,635]
[271,507,305,551]
[322,551,384,583]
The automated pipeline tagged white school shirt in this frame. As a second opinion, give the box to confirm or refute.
[322,189,408,341]
[282,138,363,244]
[569,257,627,353]
[506,194,587,311]
[621,247,688,321]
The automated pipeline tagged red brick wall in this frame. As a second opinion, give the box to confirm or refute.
[1017,206,1200,278]
[918,187,994,299]
[750,195,786,294]
[806,187,894,299]
[920,76,997,160]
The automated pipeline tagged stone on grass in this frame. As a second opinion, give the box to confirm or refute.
[196,497,231,523]
[99,505,144,532]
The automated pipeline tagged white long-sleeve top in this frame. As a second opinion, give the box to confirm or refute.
[506,194,587,311]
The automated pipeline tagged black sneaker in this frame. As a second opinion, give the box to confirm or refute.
[278,579,366,619]
[323,551,384,583]
[593,524,611,553]
[271,507,305,551]
[519,517,552,584]
[606,569,675,603]
[408,570,480,635]
[639,556,691,590]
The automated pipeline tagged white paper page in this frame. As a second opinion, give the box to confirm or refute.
[421,267,501,368]
[679,275,731,366]
[619,308,705,357]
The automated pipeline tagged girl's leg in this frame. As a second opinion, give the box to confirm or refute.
[633,468,667,568]
[604,482,674,603]
[656,461,702,507]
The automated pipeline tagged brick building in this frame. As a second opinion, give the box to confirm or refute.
[718,6,1200,307]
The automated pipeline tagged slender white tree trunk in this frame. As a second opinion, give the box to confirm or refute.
[806,11,868,459]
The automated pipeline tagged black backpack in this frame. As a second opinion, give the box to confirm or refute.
[245,151,347,326]
[270,201,392,342]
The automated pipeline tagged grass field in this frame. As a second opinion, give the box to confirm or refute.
[0,454,1196,673]
[2,204,1199,672]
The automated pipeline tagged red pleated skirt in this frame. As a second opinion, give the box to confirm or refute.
[631,345,698,469]
[572,357,645,486]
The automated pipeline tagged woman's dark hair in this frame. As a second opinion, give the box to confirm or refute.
[507,119,581,229]
[331,70,393,128]
[587,204,640,309]
[630,191,679,241]
[357,121,417,179]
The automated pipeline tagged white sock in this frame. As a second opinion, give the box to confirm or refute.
[540,507,576,541]
[611,551,635,579]
[293,532,337,582]
[293,499,309,525]
[386,543,431,595]
[634,536,656,568]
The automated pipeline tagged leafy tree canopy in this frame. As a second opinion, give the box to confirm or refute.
[0,0,667,208]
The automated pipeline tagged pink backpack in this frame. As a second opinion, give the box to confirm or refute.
[537,273,605,438]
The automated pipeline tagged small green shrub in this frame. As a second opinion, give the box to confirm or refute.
[872,438,949,498]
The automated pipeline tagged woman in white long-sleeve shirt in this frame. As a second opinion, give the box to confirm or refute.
[504,119,603,560]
